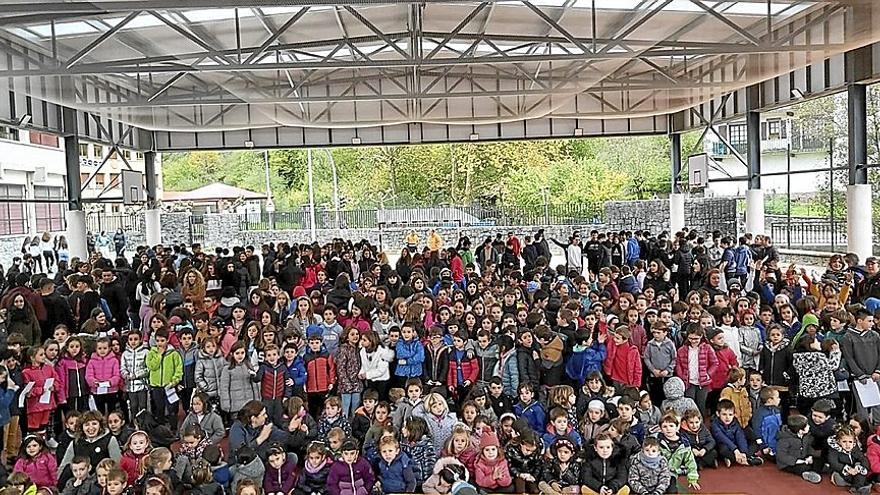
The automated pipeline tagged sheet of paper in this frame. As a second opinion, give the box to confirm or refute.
[855,379,880,408]
[166,386,179,404]
[38,377,54,404]
[17,382,34,408]
[88,395,97,411]
[838,380,850,392]
[97,385,109,395]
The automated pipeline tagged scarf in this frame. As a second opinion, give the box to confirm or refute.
[305,458,328,474]
[639,452,661,470]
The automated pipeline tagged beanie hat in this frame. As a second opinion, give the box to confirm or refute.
[306,324,323,340]
[292,286,307,299]
[802,313,820,329]
[480,431,500,449]
[587,400,605,412]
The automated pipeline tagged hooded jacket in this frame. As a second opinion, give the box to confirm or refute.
[378,451,417,493]
[327,456,374,495]
[659,435,699,483]
[55,354,89,403]
[359,345,393,382]
[14,450,57,489]
[580,447,628,492]
[644,337,676,375]
[711,416,749,454]
[395,338,425,378]
[23,363,60,413]
[145,345,183,388]
[264,454,297,495]
[628,452,671,495]
[828,437,869,476]
[84,352,121,394]
[792,348,841,399]
[660,377,699,417]
[230,456,265,495]
[565,342,606,385]
[604,338,641,387]
[402,436,437,486]
[776,426,817,470]
[219,363,259,412]
[513,400,546,435]
[195,349,225,397]
[295,457,331,495]
[760,339,793,387]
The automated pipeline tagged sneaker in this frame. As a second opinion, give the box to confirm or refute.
[747,456,764,466]
[46,437,58,449]
[833,472,850,487]
[856,485,872,495]
[724,458,732,468]
[802,471,822,484]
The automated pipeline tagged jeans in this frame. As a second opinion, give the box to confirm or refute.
[685,384,709,417]
[341,392,362,418]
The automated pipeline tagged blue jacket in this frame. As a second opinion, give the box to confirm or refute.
[626,237,640,264]
[395,338,425,377]
[751,405,782,454]
[378,452,416,493]
[0,386,14,428]
[542,427,583,451]
[499,352,520,397]
[733,245,751,276]
[565,343,606,385]
[514,400,546,434]
[285,356,307,388]
[617,274,640,295]
[711,416,749,454]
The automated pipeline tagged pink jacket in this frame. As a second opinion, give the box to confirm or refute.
[55,355,89,404]
[85,352,121,394]
[675,342,719,388]
[23,364,60,413]
[474,457,512,490]
[219,326,238,357]
[13,451,57,488]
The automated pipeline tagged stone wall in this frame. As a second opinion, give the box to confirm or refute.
[604,197,737,236]
[158,212,194,247]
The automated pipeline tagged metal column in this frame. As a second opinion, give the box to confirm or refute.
[669,133,685,234]
[62,106,88,258]
[144,151,157,206]
[141,130,161,247]
[745,85,764,234]
[670,133,682,194]
[846,46,872,258]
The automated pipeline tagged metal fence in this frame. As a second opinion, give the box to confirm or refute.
[85,212,141,234]
[239,204,602,231]
[770,217,847,251]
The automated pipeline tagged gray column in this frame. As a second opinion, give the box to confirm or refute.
[846,47,872,258]
[745,85,764,234]
[144,151,157,206]
[62,106,88,258]
[670,133,682,194]
[847,83,868,186]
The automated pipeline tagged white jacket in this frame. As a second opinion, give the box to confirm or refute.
[359,345,395,382]
[120,344,150,392]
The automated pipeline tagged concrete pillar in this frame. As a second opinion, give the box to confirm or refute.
[670,193,685,234]
[847,184,872,259]
[145,209,161,247]
[745,189,765,235]
[65,210,88,260]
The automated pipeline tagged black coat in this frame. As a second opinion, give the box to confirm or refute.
[581,448,628,492]
[516,345,541,390]
[100,277,129,330]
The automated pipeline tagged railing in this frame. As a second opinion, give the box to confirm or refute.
[238,204,603,231]
[770,219,847,251]
[86,212,141,234]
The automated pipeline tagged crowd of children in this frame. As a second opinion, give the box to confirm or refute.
[0,228,878,494]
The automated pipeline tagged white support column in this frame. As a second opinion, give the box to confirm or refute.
[145,209,161,246]
[669,193,685,234]
[847,184,873,259]
[745,189,765,235]
[65,210,88,260]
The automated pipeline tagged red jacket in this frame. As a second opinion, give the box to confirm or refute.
[450,256,465,283]
[23,363,60,413]
[447,348,479,388]
[304,351,336,393]
[603,339,641,387]
[85,352,121,394]
[710,346,738,390]
[675,342,719,387]
[258,361,289,400]
[868,434,880,474]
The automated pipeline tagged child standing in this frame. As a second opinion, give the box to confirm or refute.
[707,328,738,414]
[513,383,545,436]
[23,345,60,435]
[675,327,718,417]
[303,328,336,418]
[394,323,425,383]
[120,332,149,423]
[84,337,121,416]
[604,327,642,391]
[256,344,290,427]
[56,337,90,413]
[644,323,676,405]
[719,367,752,429]
[145,329,183,432]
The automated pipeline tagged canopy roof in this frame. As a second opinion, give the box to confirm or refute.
[163,182,266,201]
[0,1,877,135]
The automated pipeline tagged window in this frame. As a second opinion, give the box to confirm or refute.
[34,186,65,232]
[729,124,747,145]
[0,185,26,235]
[94,174,105,188]
[0,126,19,141]
[30,132,59,148]
[767,119,781,138]
[109,173,120,189]
[78,144,89,157]
[94,145,104,158]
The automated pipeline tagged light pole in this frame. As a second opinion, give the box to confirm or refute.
[263,150,275,229]
[325,149,340,228]
[307,149,316,242]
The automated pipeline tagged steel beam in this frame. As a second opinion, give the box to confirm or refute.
[746,84,761,190]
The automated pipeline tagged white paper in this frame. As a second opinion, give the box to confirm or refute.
[39,378,54,404]
[838,380,850,392]
[88,395,97,411]
[855,380,880,408]
[166,386,179,404]
[17,382,34,408]
[97,385,109,395]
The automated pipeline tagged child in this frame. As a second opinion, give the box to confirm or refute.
[542,407,583,452]
[177,328,199,412]
[681,408,717,469]
[719,367,752,428]
[808,398,836,473]
[447,329,478,405]
[120,331,149,424]
[256,344,290,428]
[474,430,512,492]
[14,434,57,489]
[85,337,121,416]
[283,342,307,399]
[581,433,628,495]
[616,396,646,443]
[658,413,699,492]
[391,378,425,430]
[106,468,130,495]
[190,459,223,495]
[581,399,610,444]
[318,306,343,355]
[317,396,352,439]
[513,383,545,436]
[711,399,762,467]
[377,436,416,494]
[303,329,336,418]
[708,327,738,414]
[327,439,374,495]
[394,322,425,382]
[23,345,60,435]
[229,446,264,495]
[603,326,642,391]
[759,325,792,421]
[295,441,332,495]
[608,417,640,461]
[180,392,225,445]
[56,411,80,465]
[751,387,782,457]
[496,335,519,398]
[119,430,151,484]
[487,377,514,418]
[423,392,458,455]
[62,456,100,495]
[57,337,90,413]
[538,437,581,495]
[145,329,183,432]
[401,416,436,488]
[441,424,478,476]
[628,437,671,495]
[738,310,762,371]
[138,447,179,491]
[636,391,661,436]
[776,414,822,484]
[829,426,872,494]
[675,327,718,417]
[107,409,134,446]
[506,431,541,493]
[548,385,579,433]
[351,388,378,444]
[263,442,296,495]
[644,323,676,404]
[202,445,231,493]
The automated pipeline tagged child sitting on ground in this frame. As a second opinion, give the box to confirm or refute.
[829,426,872,494]
[658,413,700,492]
[711,399,763,467]
[776,414,822,484]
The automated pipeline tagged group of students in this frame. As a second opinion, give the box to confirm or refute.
[0,226,879,495]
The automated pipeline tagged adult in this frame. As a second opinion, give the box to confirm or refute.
[113,229,126,257]
[7,293,40,346]
[227,400,292,462]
